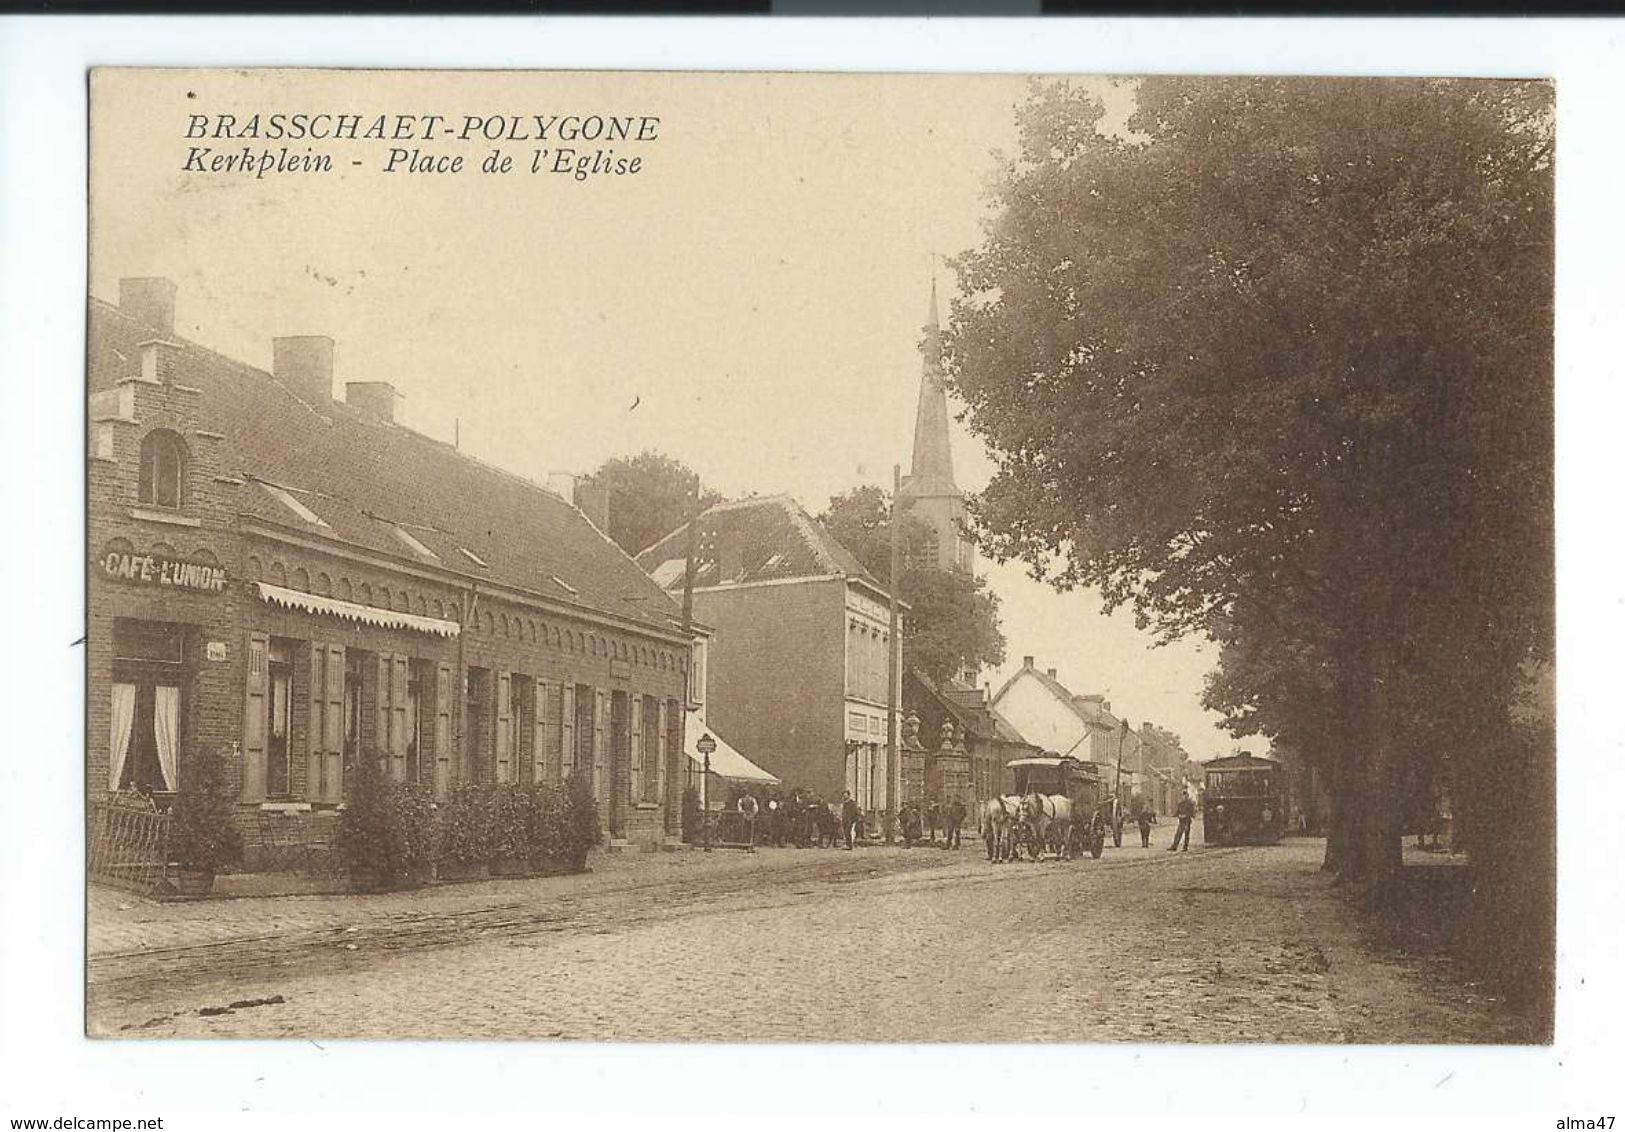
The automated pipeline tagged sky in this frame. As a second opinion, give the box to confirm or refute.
[92,68,1246,760]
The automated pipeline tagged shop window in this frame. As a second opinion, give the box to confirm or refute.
[266,640,293,797]
[137,429,185,509]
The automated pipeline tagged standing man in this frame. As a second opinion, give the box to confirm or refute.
[1169,793,1196,852]
[1137,807,1156,848]
[841,791,860,851]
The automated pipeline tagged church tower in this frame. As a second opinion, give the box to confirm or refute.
[898,281,974,575]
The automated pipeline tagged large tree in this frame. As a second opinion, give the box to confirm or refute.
[948,77,1552,906]
[820,486,1007,686]
[583,451,724,558]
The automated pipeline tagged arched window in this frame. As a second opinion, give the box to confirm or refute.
[137,430,185,509]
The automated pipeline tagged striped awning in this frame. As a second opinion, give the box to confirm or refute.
[256,581,461,638]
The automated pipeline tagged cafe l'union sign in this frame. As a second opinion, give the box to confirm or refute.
[100,546,228,594]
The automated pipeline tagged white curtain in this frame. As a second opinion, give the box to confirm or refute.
[108,683,136,791]
[154,685,180,791]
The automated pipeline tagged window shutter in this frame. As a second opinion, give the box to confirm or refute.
[434,662,453,799]
[374,652,393,777]
[495,671,512,783]
[533,680,551,784]
[592,689,607,803]
[308,645,330,802]
[654,698,667,807]
[389,654,409,782]
[630,694,644,804]
[560,684,577,777]
[323,645,345,802]
[241,633,269,803]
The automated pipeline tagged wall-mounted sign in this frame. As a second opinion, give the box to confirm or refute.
[206,641,228,662]
[100,548,227,594]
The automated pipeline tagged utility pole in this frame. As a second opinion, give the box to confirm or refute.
[681,487,702,839]
[887,463,902,844]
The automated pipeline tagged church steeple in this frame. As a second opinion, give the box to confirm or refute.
[899,279,973,579]
[909,279,956,494]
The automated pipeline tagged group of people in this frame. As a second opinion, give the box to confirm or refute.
[1133,795,1197,851]
[740,788,973,851]
[897,798,969,849]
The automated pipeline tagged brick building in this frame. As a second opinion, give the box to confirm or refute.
[89,279,691,854]
[635,496,903,820]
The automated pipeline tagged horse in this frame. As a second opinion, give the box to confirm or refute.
[1018,793,1075,861]
[945,798,967,849]
[981,795,1021,862]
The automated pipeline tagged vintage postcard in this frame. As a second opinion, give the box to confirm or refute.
[85,67,1553,1044]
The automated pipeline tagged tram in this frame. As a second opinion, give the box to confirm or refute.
[1201,754,1288,845]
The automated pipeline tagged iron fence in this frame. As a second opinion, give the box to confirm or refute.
[88,796,171,895]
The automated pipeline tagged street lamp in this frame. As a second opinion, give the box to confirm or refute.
[697,732,716,852]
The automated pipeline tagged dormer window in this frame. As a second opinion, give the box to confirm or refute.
[258,481,329,528]
[137,430,185,509]
[393,525,439,561]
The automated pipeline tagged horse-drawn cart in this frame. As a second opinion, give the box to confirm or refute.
[1004,756,1110,861]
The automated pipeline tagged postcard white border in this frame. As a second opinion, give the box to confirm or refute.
[1,12,1620,1121]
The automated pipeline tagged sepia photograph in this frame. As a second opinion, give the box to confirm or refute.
[80,64,1556,1050]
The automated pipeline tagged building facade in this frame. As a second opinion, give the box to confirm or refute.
[89,279,691,856]
[636,496,903,820]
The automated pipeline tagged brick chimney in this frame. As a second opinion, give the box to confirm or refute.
[546,472,579,500]
[118,277,177,336]
[345,381,402,424]
[1023,656,1034,669]
[574,481,611,532]
[1046,668,1058,680]
[272,336,335,405]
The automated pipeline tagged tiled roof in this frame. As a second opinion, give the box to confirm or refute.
[90,297,685,638]
[634,495,888,596]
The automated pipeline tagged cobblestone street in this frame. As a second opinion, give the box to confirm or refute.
[89,832,1515,1043]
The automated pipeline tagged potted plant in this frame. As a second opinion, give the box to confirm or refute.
[334,751,395,893]
[168,745,244,897]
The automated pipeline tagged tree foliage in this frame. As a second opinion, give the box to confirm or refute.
[820,486,1006,685]
[585,451,724,557]
[948,74,1552,954]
